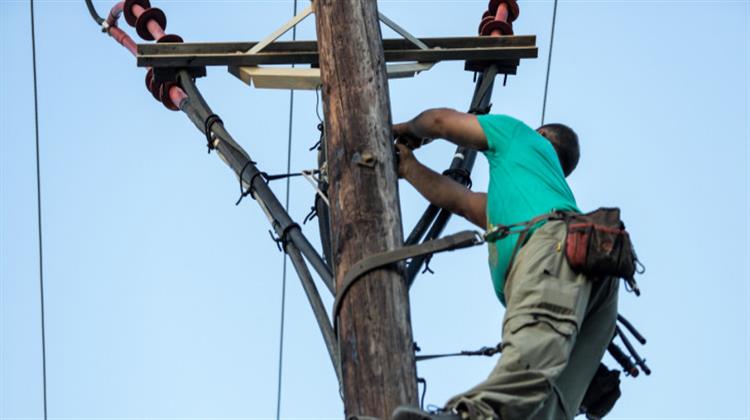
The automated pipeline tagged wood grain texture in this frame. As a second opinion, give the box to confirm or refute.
[313,0,418,418]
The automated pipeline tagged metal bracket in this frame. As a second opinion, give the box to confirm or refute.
[245,4,314,55]
[232,5,436,90]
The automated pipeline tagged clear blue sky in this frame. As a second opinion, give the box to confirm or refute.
[2,0,748,419]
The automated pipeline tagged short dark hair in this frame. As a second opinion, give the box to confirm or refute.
[538,123,580,177]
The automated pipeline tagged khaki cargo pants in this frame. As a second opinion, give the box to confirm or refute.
[446,221,619,420]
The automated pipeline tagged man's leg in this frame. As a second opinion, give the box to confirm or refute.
[445,221,593,420]
[535,277,619,418]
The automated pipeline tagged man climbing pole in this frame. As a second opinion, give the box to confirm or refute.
[391,109,620,420]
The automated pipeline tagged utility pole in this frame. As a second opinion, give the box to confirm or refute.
[313,1,418,418]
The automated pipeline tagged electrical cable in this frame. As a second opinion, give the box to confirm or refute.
[30,1,48,418]
[275,2,299,419]
[540,0,558,126]
[85,0,104,25]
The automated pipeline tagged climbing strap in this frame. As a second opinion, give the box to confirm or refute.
[333,230,484,334]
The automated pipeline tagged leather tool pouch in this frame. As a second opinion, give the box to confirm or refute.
[564,207,637,279]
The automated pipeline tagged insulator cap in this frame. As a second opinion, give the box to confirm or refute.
[123,0,151,27]
[481,19,514,36]
[160,82,180,111]
[157,34,183,43]
[135,7,167,41]
[145,68,162,101]
[478,16,495,35]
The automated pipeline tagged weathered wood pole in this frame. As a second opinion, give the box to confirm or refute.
[313,0,419,418]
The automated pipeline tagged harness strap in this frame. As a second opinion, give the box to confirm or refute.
[333,230,484,335]
[486,211,567,281]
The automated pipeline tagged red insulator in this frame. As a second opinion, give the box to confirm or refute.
[480,19,513,36]
[135,7,167,41]
[123,0,150,27]
[145,68,162,101]
[160,82,180,111]
[109,26,138,56]
[478,16,494,35]
[488,0,520,23]
[157,34,183,43]
[482,10,493,20]
[168,86,188,110]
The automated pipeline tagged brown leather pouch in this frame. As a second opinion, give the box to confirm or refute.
[564,207,637,280]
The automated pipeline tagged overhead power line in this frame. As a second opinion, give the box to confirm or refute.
[30,0,49,419]
[276,1,299,419]
[541,0,559,126]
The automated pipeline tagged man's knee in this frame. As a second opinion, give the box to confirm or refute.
[498,313,578,378]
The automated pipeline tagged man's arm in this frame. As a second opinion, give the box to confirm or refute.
[397,144,486,228]
[393,108,488,151]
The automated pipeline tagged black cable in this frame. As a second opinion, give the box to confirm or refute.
[540,0,558,126]
[30,1,48,418]
[417,377,427,410]
[84,0,104,25]
[275,2,298,418]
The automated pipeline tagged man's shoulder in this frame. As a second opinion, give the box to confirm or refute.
[478,113,524,127]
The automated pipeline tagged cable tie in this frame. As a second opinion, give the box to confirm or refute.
[269,223,301,252]
[204,114,223,154]
[279,223,301,251]
[421,258,435,275]
[303,206,317,224]
[268,230,283,252]
[235,161,262,206]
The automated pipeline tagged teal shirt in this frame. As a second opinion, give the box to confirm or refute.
[479,114,580,305]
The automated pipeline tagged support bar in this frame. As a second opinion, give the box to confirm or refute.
[137,36,537,68]
[246,5,314,55]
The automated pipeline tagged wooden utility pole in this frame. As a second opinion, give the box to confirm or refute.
[313,0,418,418]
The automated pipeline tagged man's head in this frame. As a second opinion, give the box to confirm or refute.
[536,123,580,177]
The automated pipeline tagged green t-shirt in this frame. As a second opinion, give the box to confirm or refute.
[479,114,580,305]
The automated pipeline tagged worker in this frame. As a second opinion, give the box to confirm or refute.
[391,109,619,420]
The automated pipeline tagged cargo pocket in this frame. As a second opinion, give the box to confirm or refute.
[498,313,578,380]
[505,312,577,339]
[506,247,582,324]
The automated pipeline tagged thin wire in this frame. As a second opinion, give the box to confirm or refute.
[275,1,298,419]
[540,0,559,126]
[30,1,48,419]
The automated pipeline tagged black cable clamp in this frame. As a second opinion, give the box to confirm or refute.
[303,206,318,224]
[270,222,301,252]
[309,122,325,151]
[442,168,473,189]
[421,257,435,275]
[204,114,223,153]
[468,104,492,115]
[235,160,262,206]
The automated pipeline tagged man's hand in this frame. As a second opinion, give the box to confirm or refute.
[395,143,417,178]
[394,109,488,151]
[393,122,432,150]
[394,142,487,228]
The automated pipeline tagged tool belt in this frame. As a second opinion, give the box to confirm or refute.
[486,207,643,292]
[563,207,638,281]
